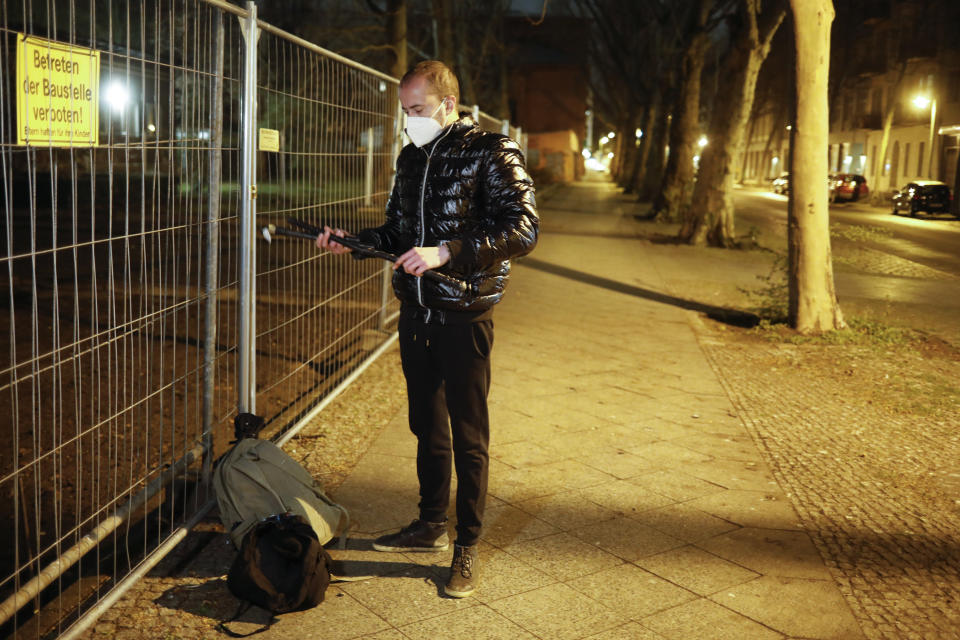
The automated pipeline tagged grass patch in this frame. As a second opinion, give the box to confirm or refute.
[738,252,789,323]
[892,372,960,417]
[750,316,920,347]
[891,376,960,416]
[737,245,916,348]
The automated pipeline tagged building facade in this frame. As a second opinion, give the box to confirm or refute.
[740,0,960,201]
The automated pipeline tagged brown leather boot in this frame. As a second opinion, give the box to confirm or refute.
[444,544,479,598]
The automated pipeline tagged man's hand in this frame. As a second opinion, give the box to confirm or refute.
[394,244,450,276]
[316,226,352,255]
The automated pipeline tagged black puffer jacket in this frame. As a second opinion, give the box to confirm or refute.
[358,116,539,315]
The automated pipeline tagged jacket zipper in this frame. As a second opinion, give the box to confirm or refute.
[416,147,431,315]
[415,125,454,321]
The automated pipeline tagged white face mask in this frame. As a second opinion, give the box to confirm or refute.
[405,100,446,147]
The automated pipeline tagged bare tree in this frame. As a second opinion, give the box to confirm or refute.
[578,0,662,192]
[788,0,844,332]
[387,0,408,78]
[635,81,671,198]
[734,20,794,185]
[651,0,717,221]
[680,0,787,246]
[587,47,640,185]
[875,61,907,193]
[449,0,512,108]
[431,0,455,65]
[364,0,408,78]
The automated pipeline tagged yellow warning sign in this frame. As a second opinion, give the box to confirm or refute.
[16,34,100,147]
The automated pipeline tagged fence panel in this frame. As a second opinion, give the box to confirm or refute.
[251,20,400,433]
[0,2,246,636]
[0,1,403,637]
[0,1,524,636]
[463,105,526,158]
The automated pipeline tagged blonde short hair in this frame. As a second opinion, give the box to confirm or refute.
[401,60,460,104]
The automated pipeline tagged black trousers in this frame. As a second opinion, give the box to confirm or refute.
[398,312,493,547]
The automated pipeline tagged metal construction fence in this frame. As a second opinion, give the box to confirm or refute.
[0,1,523,638]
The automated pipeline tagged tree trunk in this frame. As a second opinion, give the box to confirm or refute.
[612,108,635,184]
[876,62,906,194]
[680,46,760,244]
[652,25,709,221]
[453,8,475,105]
[952,140,960,216]
[496,8,510,122]
[640,105,670,200]
[738,109,758,184]
[387,0,407,79]
[761,100,788,178]
[431,0,454,66]
[628,88,662,195]
[497,50,510,120]
[788,0,844,332]
[614,131,630,185]
[680,0,787,246]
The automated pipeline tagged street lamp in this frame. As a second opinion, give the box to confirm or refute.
[105,81,129,112]
[913,94,936,179]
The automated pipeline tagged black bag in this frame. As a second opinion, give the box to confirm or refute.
[219,513,333,637]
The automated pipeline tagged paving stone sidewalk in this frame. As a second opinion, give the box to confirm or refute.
[203,174,865,639]
[81,173,878,640]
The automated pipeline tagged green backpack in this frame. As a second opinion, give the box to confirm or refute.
[214,437,349,549]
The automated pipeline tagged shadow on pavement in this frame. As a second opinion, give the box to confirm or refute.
[519,257,760,328]
[153,553,444,622]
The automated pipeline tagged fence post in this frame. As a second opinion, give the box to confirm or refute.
[472,104,480,123]
[238,1,259,414]
[380,100,404,330]
[502,119,510,136]
[364,127,374,206]
[202,8,225,482]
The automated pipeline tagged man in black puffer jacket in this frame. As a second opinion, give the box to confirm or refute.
[317,60,538,599]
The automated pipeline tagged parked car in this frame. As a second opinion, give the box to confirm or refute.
[831,173,869,202]
[891,181,952,217]
[772,172,845,200]
[771,173,790,194]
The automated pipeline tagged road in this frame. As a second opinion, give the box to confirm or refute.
[733,187,960,345]
[734,187,960,276]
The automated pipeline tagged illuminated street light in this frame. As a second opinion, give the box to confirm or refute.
[912,95,931,110]
[607,131,615,139]
[635,128,643,138]
[105,82,129,112]
[698,135,708,148]
[599,136,609,146]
